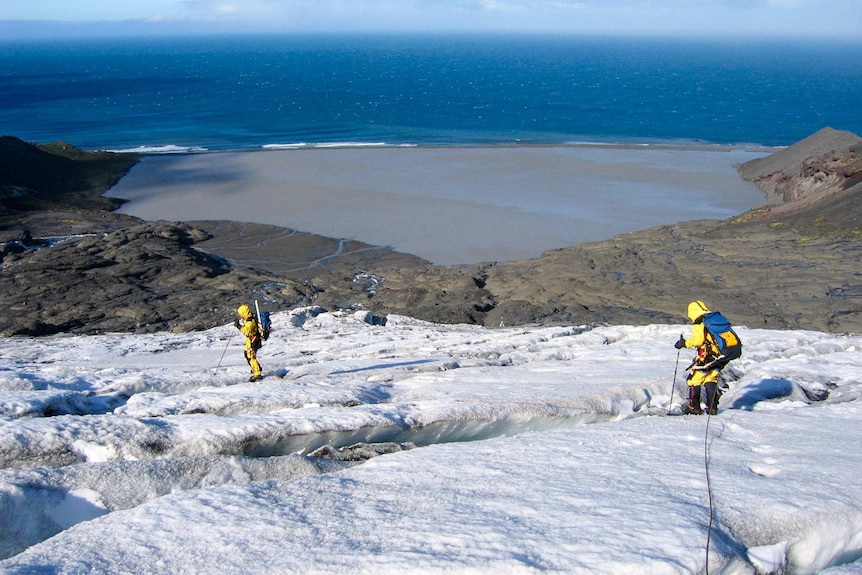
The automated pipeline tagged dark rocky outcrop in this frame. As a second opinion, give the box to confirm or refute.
[2,220,296,335]
[1,130,860,336]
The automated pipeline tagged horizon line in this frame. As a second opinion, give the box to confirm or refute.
[2,20,861,43]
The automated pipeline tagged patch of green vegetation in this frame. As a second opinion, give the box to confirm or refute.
[731,209,768,224]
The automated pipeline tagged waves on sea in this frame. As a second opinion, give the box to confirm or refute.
[1,34,861,153]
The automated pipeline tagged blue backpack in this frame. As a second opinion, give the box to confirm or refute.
[258,310,272,341]
[701,312,742,361]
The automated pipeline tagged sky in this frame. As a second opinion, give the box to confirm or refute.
[2,0,861,39]
[1,310,862,572]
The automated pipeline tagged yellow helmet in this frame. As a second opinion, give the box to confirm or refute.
[687,300,710,322]
[237,304,253,319]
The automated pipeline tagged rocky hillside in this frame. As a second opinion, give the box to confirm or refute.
[1,129,860,336]
[738,127,862,211]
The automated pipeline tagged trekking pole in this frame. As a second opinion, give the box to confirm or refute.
[668,347,681,412]
[213,332,233,381]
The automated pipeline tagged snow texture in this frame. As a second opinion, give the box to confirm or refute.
[1,307,861,574]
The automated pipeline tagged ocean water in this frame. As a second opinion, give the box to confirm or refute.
[1,34,861,152]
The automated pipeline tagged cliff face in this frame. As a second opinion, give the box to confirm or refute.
[738,127,862,212]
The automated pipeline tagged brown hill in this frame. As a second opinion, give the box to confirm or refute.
[737,127,862,218]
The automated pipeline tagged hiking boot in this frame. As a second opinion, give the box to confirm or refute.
[688,406,703,415]
[707,408,718,415]
[249,375,262,382]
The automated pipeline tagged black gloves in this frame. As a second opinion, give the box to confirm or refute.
[674,335,686,349]
[234,319,242,329]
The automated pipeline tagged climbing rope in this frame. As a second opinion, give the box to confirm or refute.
[704,408,716,574]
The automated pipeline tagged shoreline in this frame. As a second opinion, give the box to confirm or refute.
[108,140,782,156]
[107,144,770,266]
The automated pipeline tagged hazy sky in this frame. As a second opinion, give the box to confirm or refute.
[2,0,861,39]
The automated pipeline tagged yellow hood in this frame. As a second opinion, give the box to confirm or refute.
[687,300,710,322]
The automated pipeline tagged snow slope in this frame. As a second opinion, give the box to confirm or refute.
[1,308,860,574]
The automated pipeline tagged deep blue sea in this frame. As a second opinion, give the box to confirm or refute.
[1,34,861,152]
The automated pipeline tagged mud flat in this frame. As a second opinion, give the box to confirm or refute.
[108,145,768,265]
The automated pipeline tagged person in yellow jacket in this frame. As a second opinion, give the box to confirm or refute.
[674,300,727,415]
[234,304,263,382]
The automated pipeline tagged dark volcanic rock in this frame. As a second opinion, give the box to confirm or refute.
[0,221,307,335]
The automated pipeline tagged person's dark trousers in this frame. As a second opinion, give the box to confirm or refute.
[704,381,721,414]
[688,386,703,415]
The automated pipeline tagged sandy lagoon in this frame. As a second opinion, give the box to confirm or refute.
[108,145,769,265]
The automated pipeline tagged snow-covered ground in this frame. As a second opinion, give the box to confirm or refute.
[1,307,860,574]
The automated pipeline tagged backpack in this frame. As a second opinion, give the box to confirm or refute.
[701,311,742,361]
[258,310,272,341]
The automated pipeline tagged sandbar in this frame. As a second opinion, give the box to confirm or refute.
[107,145,769,265]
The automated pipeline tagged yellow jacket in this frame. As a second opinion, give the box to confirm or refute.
[236,304,261,351]
[240,318,260,350]
[684,323,719,354]
[683,300,720,355]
